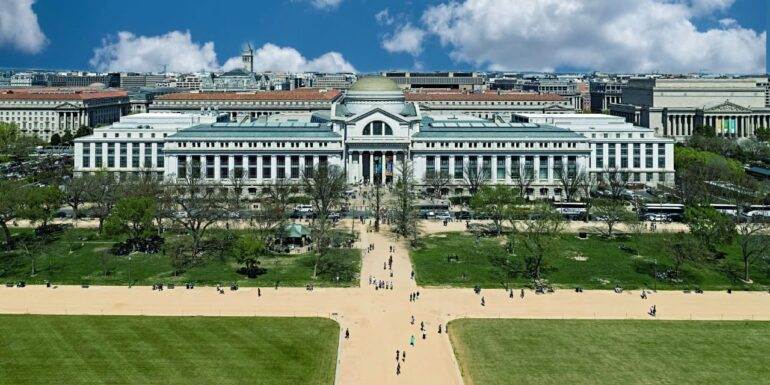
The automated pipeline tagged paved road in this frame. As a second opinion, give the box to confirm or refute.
[1,224,768,385]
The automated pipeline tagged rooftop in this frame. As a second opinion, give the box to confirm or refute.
[155,89,342,101]
[349,77,401,92]
[415,118,586,139]
[0,89,128,101]
[169,121,340,139]
[405,92,563,102]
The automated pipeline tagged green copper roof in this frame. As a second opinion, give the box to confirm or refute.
[415,119,585,139]
[349,76,401,92]
[168,122,340,139]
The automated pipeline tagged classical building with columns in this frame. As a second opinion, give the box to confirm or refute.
[74,77,676,199]
[404,90,574,121]
[0,89,129,141]
[610,77,770,141]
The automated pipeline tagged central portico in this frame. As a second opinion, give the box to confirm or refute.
[331,77,421,185]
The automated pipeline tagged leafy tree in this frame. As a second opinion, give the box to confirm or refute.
[470,185,522,235]
[233,234,265,278]
[0,122,20,149]
[491,253,521,289]
[64,176,90,219]
[693,125,716,138]
[61,130,74,145]
[391,157,419,239]
[684,206,736,252]
[0,180,25,250]
[735,218,770,283]
[75,125,93,138]
[755,126,770,142]
[164,236,194,275]
[518,205,565,282]
[84,172,123,233]
[301,164,347,278]
[50,134,61,146]
[592,198,635,237]
[0,122,41,161]
[104,197,156,240]
[22,186,63,227]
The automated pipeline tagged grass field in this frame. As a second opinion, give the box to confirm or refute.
[0,228,360,287]
[0,315,339,385]
[411,232,770,290]
[448,319,770,385]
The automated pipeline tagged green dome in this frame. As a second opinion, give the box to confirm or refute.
[349,76,401,92]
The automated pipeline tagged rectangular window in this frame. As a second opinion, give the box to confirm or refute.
[319,156,327,166]
[538,157,548,180]
[157,144,164,167]
[177,157,187,178]
[206,155,215,179]
[553,156,563,178]
[82,144,90,168]
[608,143,616,168]
[191,156,201,179]
[496,157,506,180]
[249,155,258,179]
[131,145,140,168]
[658,147,666,168]
[567,156,577,178]
[482,156,492,180]
[511,157,520,178]
[524,156,534,179]
[645,145,653,168]
[633,143,641,168]
[262,156,271,179]
[454,156,463,179]
[290,156,299,179]
[144,144,152,168]
[426,156,435,175]
[220,155,229,179]
[468,156,478,178]
[277,156,285,179]
[108,144,115,168]
[440,156,449,177]
[119,143,127,168]
[95,144,102,168]
[234,156,244,179]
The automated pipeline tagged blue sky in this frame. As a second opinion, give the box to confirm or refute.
[0,0,767,73]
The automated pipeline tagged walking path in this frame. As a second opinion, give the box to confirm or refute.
[1,223,769,385]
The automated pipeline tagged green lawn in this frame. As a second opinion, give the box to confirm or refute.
[449,319,770,385]
[411,232,770,290]
[0,315,338,385]
[0,228,360,287]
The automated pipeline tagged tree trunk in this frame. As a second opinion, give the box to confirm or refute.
[1,221,13,251]
[98,217,105,234]
[744,257,750,282]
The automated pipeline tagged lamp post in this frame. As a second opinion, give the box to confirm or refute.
[128,255,132,288]
[653,258,657,292]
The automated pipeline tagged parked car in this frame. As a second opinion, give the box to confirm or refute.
[435,211,452,221]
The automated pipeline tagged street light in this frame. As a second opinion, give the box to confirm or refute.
[128,255,132,288]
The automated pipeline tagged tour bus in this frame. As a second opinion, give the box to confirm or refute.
[744,205,770,221]
[709,203,739,217]
[553,202,587,220]
[639,203,685,222]
[417,200,450,219]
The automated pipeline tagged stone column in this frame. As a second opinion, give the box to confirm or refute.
[271,155,277,181]
[448,155,456,181]
[368,151,374,184]
[256,155,263,181]
[491,155,498,184]
[504,156,511,183]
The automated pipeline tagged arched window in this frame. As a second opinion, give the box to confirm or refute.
[364,121,392,136]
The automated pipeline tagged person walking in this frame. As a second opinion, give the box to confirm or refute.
[396,350,400,361]
[520,288,525,298]
[396,362,401,375]
[481,296,485,306]
[410,335,416,346]
[402,350,406,362]
[345,329,350,339]
[257,288,261,297]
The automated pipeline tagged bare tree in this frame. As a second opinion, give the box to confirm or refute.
[557,169,586,202]
[369,181,385,232]
[167,169,227,258]
[463,164,485,196]
[423,171,450,200]
[510,169,534,200]
[301,164,347,278]
[391,157,419,239]
[579,173,599,221]
[251,179,293,246]
[603,168,629,201]
[735,218,770,283]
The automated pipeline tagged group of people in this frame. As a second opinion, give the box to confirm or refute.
[368,276,393,290]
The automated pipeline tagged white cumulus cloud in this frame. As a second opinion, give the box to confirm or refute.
[224,43,356,73]
[310,0,343,9]
[375,9,394,25]
[0,0,47,53]
[90,31,219,73]
[420,0,765,73]
[91,32,356,73]
[381,23,426,56]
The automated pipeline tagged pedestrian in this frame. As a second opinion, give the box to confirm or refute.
[420,321,425,331]
[520,288,525,298]
[438,324,442,334]
[410,315,415,325]
[410,271,415,280]
[402,350,406,362]
[257,288,261,297]
[481,296,485,306]
[396,362,401,375]
[509,289,514,298]
[396,350,400,361]
[345,328,350,339]
[422,333,426,340]
[410,335,415,346]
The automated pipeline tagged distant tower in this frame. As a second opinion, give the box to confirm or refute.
[242,44,254,73]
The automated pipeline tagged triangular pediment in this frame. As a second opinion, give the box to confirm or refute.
[347,107,409,123]
[703,100,751,113]
[544,104,571,111]
[53,102,80,109]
